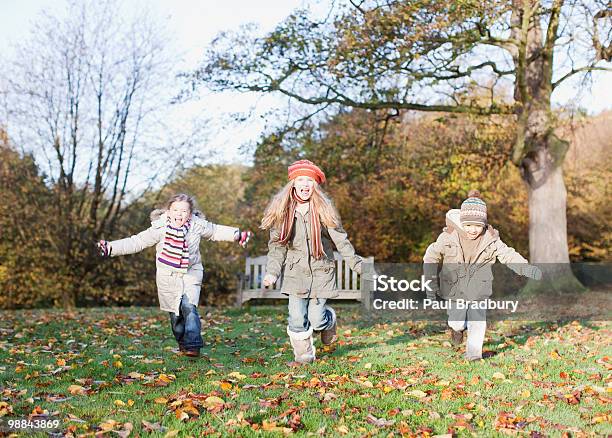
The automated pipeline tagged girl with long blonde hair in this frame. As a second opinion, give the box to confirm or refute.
[261,160,363,364]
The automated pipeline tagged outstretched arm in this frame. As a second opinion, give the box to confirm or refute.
[198,218,252,247]
[103,226,164,257]
[495,238,541,280]
[327,223,362,274]
[199,219,239,242]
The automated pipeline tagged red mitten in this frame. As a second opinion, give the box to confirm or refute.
[234,230,252,248]
[97,240,111,257]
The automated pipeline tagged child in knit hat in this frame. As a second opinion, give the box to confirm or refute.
[423,190,542,360]
[261,160,363,365]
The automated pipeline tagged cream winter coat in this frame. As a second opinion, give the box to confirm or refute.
[109,210,238,314]
[423,209,534,300]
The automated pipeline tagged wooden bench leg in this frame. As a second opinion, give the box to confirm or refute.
[360,260,374,311]
[235,273,244,308]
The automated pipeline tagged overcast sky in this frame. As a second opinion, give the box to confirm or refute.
[1,0,611,168]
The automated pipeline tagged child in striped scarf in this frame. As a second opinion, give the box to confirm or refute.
[97,193,251,357]
[261,160,363,365]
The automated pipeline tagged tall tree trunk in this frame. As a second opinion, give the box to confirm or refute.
[511,0,583,292]
[527,160,569,263]
[521,140,584,292]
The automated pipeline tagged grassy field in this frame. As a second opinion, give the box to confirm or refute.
[0,304,610,437]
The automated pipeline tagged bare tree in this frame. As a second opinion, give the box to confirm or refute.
[3,0,201,307]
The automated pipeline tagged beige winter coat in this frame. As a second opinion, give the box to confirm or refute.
[266,209,362,299]
[109,210,238,314]
[423,209,531,300]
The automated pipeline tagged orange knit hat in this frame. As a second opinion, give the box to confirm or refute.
[287,159,326,184]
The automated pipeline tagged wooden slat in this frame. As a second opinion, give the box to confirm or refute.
[336,252,343,289]
[344,258,351,290]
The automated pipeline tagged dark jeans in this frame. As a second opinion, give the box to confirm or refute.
[169,294,203,351]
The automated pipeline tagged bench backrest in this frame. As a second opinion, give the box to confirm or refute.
[243,252,363,291]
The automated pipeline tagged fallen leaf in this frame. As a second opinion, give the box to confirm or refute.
[550,350,562,360]
[336,425,349,434]
[0,401,14,416]
[228,371,246,380]
[141,420,165,432]
[204,396,225,409]
[366,414,395,427]
[175,410,189,421]
[99,419,120,432]
[117,422,133,438]
[67,385,87,396]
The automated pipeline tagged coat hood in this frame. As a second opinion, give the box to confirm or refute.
[443,209,499,240]
[444,209,467,238]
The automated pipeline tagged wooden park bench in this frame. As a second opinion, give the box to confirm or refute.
[236,252,374,308]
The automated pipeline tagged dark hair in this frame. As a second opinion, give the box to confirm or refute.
[164,193,197,212]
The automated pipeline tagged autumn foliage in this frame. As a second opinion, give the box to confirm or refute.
[0,110,609,309]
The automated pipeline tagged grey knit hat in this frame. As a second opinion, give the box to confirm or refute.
[460,190,487,226]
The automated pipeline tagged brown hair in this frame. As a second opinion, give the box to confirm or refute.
[164,193,197,213]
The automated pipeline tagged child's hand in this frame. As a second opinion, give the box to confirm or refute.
[263,274,277,288]
[96,240,111,257]
[525,265,542,280]
[234,230,253,248]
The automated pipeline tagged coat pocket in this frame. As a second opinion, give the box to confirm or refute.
[313,257,335,273]
[156,273,172,291]
[285,256,301,276]
[443,244,458,260]
[469,269,494,299]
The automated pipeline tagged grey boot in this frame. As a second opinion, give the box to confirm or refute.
[287,327,316,363]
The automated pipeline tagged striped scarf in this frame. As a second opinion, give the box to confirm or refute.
[157,220,191,272]
[279,188,324,259]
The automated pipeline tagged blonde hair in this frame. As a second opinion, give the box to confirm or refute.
[260,181,340,231]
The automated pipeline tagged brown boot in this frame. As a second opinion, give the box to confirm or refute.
[183,349,200,357]
[320,308,337,346]
[450,329,464,346]
[287,327,315,364]
[321,322,337,346]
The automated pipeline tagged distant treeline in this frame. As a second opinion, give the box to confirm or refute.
[0,110,609,309]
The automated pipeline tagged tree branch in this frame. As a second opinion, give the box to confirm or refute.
[552,65,612,88]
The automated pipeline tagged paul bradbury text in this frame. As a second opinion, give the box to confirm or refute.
[372,298,519,313]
